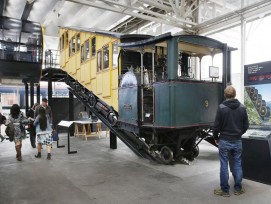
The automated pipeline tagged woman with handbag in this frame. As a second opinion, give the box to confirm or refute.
[34,107,53,160]
[5,104,29,161]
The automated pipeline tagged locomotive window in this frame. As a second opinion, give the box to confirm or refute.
[81,44,85,63]
[103,45,109,69]
[76,33,80,52]
[112,42,118,68]
[97,50,102,72]
[92,37,96,57]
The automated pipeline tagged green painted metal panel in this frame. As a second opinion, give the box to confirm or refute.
[119,86,138,125]
[154,84,171,126]
[154,81,223,128]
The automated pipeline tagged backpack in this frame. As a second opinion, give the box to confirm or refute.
[0,113,6,125]
[5,123,15,142]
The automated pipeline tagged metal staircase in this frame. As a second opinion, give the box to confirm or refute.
[64,74,158,162]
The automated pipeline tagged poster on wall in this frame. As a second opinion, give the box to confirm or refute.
[244,61,271,138]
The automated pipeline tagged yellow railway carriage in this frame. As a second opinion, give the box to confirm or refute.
[59,27,120,110]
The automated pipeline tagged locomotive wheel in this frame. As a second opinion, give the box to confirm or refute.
[256,99,262,109]
[107,111,118,126]
[186,146,199,161]
[260,106,267,117]
[252,93,258,101]
[160,146,173,164]
[249,87,256,97]
[88,94,96,108]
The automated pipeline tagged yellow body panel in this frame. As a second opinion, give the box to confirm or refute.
[59,28,119,111]
[112,68,118,90]
[102,70,110,97]
[71,55,76,74]
[80,63,85,83]
[96,73,103,95]
[90,59,96,79]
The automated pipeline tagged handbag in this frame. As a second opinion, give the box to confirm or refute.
[52,130,59,141]
[5,123,15,142]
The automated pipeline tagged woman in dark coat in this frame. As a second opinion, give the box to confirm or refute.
[5,104,29,161]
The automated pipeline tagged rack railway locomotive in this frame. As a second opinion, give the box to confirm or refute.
[60,28,234,164]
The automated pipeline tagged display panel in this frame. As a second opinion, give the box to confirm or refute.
[244,61,271,139]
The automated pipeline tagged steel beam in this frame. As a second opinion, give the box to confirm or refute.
[0,0,7,16]
[196,0,271,34]
[21,0,35,20]
[67,0,196,30]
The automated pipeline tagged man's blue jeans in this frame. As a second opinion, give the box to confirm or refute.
[218,139,243,192]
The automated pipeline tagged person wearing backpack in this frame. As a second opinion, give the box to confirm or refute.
[5,104,30,161]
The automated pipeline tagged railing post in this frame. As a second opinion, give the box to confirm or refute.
[110,131,117,149]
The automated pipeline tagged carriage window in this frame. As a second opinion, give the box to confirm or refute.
[76,33,80,52]
[81,44,85,63]
[92,37,96,57]
[112,42,118,67]
[85,40,90,60]
[65,32,68,48]
[103,45,109,69]
[61,34,64,50]
[97,50,102,72]
[59,38,62,51]
[69,40,72,56]
[71,36,75,54]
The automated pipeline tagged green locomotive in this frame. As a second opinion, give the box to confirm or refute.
[117,33,234,163]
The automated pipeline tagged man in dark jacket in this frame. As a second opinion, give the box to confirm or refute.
[26,103,39,148]
[213,86,249,197]
[34,98,53,125]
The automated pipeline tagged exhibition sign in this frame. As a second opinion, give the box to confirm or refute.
[244,61,271,127]
[243,61,271,185]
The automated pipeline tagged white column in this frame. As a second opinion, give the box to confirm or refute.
[240,0,246,103]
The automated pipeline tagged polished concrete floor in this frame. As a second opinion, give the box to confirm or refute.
[0,132,270,204]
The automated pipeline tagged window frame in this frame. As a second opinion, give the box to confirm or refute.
[76,33,80,52]
[112,41,118,68]
[97,49,102,72]
[81,44,85,63]
[103,44,109,70]
[91,37,96,58]
[85,39,90,61]
[69,40,72,57]
[65,31,68,48]
[71,36,75,54]
[61,34,65,50]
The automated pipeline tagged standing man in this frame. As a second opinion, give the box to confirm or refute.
[26,103,39,148]
[213,86,249,197]
[35,98,53,126]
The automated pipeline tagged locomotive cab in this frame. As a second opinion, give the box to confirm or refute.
[118,33,234,164]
